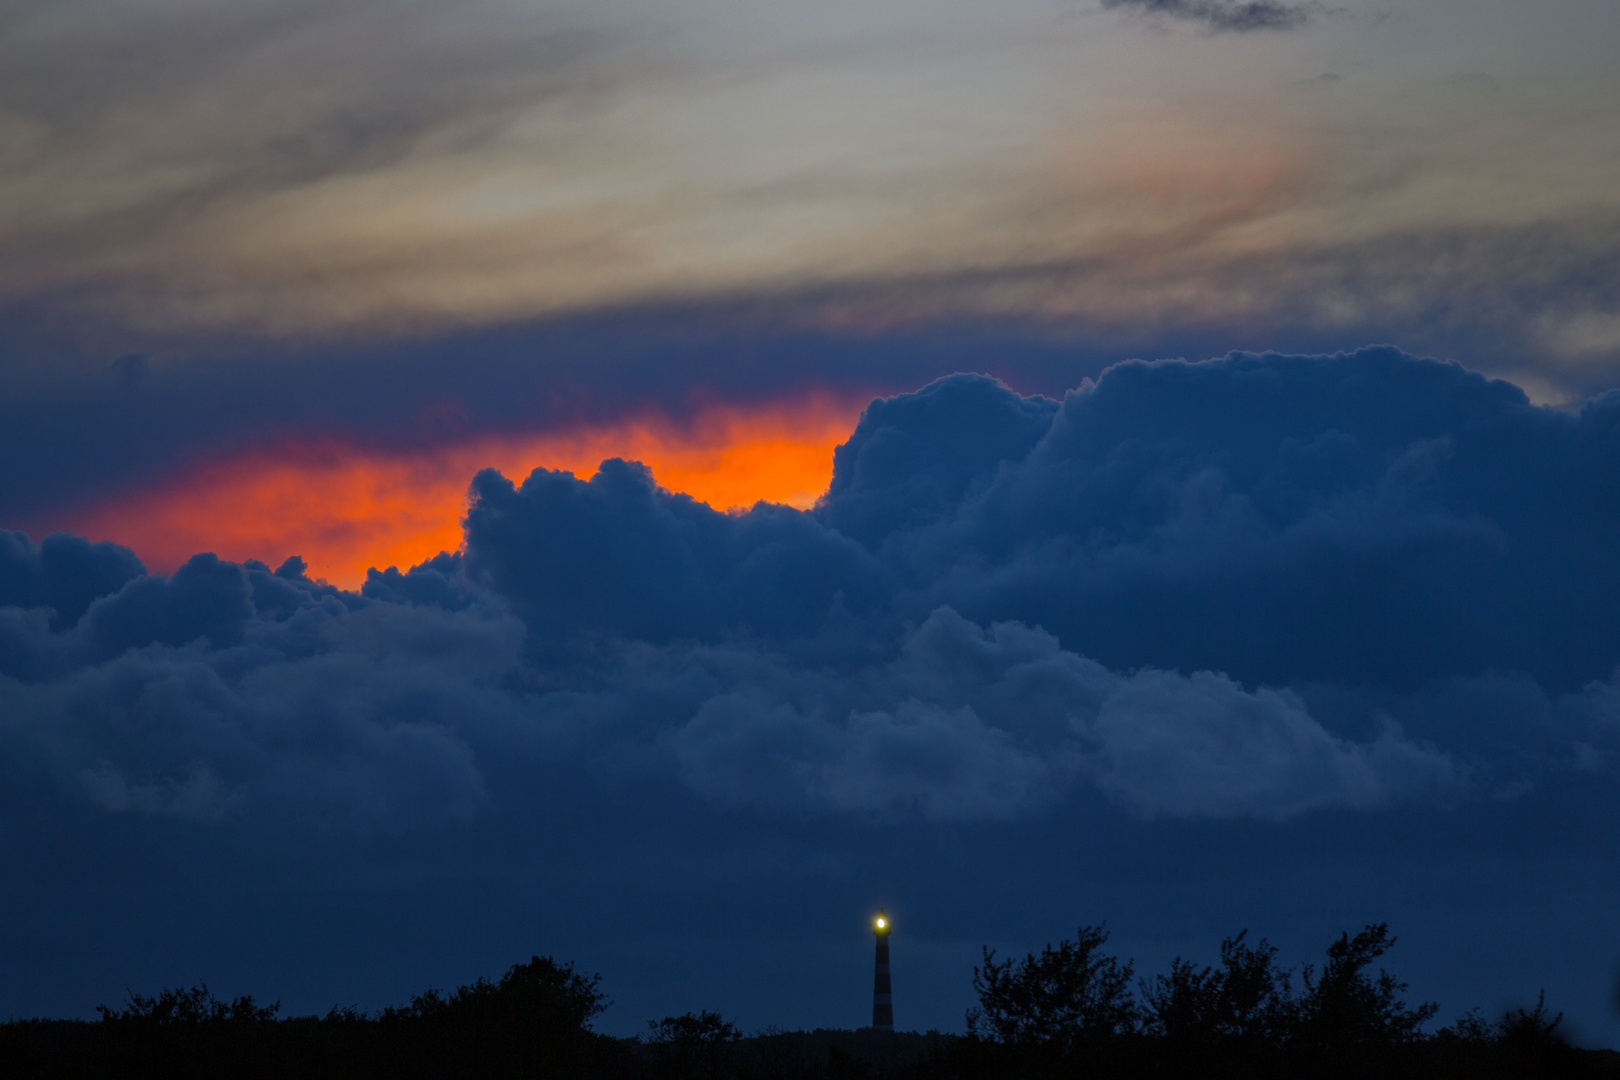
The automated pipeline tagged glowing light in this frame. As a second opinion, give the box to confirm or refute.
[876,918,886,929]
[48,393,867,589]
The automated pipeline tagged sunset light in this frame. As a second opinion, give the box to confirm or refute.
[55,394,865,589]
[8,0,1620,1053]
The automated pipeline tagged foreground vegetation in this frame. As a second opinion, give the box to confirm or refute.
[3,923,1616,1078]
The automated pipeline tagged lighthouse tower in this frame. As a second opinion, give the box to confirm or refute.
[872,909,894,1031]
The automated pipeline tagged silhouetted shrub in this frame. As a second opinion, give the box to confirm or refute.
[965,923,1139,1077]
[374,955,611,1079]
[74,984,284,1080]
[1141,931,1292,1077]
[1285,924,1437,1077]
[647,1010,742,1079]
[4,930,1618,1079]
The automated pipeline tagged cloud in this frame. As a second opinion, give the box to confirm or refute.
[1,0,1615,426]
[882,350,1620,695]
[0,589,502,832]
[77,552,255,660]
[11,211,1620,559]
[462,458,892,644]
[1100,0,1310,32]
[6,347,1620,1035]
[1086,670,1450,818]
[0,535,506,830]
[9,348,1613,832]
[818,374,1060,550]
[662,608,1452,821]
[14,540,1436,827]
[670,693,1056,822]
[13,354,1528,833]
[0,529,144,630]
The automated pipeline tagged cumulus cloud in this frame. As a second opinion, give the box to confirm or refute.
[660,608,1452,820]
[10,345,1620,1038]
[817,374,1060,551]
[463,457,893,644]
[922,350,1620,695]
[0,555,503,831]
[2,348,1618,839]
[670,693,1055,822]
[1085,670,1449,818]
[2,555,1439,827]
[0,529,144,630]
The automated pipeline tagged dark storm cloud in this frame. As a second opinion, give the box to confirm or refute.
[6,347,1620,1034]
[462,459,891,644]
[454,350,1620,693]
[1100,0,1310,32]
[818,375,1060,549]
[0,548,502,828]
[655,608,1454,821]
[933,350,1620,694]
[6,346,1615,831]
[0,529,143,628]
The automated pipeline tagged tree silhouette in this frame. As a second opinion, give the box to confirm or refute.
[966,923,1137,1075]
[378,955,608,1079]
[1142,931,1292,1076]
[646,1010,741,1079]
[3,930,1614,1079]
[1287,924,1437,1076]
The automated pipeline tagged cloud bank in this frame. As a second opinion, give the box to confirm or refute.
[6,347,1618,833]
[6,347,1620,1033]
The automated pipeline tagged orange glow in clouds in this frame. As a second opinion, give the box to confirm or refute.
[65,395,865,589]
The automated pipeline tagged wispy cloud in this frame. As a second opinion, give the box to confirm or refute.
[1100,0,1310,32]
[1,0,1618,407]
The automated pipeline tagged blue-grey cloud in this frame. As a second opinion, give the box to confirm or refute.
[452,349,1620,695]
[5,347,1620,1036]
[463,459,893,646]
[0,529,143,629]
[1101,0,1309,32]
[661,608,1454,821]
[5,346,1613,829]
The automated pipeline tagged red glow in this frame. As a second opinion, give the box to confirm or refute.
[58,395,865,589]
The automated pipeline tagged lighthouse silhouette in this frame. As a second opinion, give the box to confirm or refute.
[872,909,893,1031]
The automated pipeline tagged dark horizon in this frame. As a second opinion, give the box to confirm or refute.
[6,919,1613,1079]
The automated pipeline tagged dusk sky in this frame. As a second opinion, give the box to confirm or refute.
[4,0,1620,1046]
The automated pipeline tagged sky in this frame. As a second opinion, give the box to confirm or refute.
[4,0,1620,1046]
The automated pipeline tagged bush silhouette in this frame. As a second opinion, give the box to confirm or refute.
[646,1010,742,1079]
[3,927,1616,1079]
[1141,931,1292,1076]
[1286,923,1438,1076]
[375,955,610,1079]
[965,923,1138,1076]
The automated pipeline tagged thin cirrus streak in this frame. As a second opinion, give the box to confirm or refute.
[57,395,867,589]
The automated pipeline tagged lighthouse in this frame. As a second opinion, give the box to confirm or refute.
[872,909,894,1031]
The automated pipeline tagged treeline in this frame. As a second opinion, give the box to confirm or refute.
[2,924,1616,1079]
[943,923,1615,1080]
